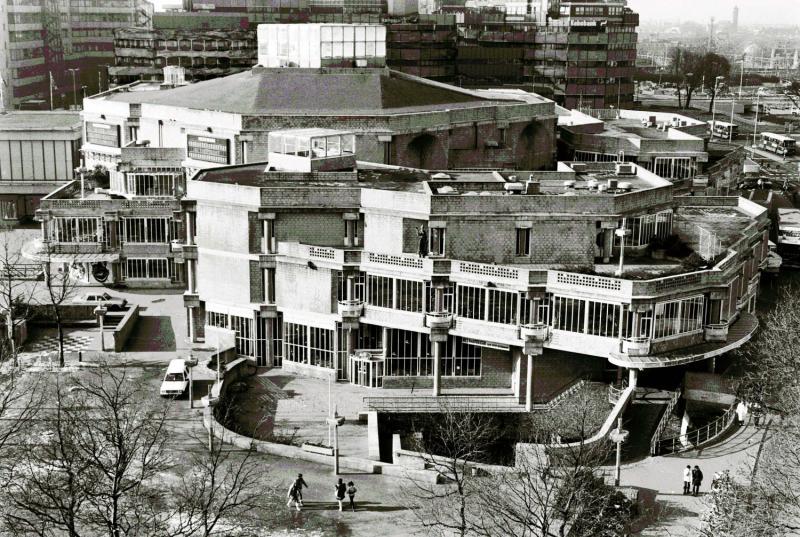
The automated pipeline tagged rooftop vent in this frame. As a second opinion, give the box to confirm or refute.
[618,181,632,192]
[615,162,637,176]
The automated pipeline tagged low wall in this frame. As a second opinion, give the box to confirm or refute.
[29,304,98,325]
[107,305,139,352]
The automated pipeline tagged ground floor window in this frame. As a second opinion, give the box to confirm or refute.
[384,329,481,378]
[124,257,172,279]
[0,200,17,220]
[309,326,335,369]
[207,311,228,328]
[282,322,335,369]
[231,315,253,358]
[255,315,282,367]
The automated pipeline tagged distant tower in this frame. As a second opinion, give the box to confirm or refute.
[732,5,739,33]
[708,17,715,51]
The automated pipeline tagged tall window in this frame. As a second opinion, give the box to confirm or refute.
[231,315,253,357]
[121,217,170,243]
[552,296,585,333]
[284,323,307,364]
[586,301,621,338]
[653,296,704,339]
[309,327,334,369]
[336,271,365,301]
[397,279,423,312]
[456,285,485,320]
[515,227,531,256]
[487,289,518,325]
[366,275,393,308]
[51,217,101,243]
[521,295,551,325]
[429,227,446,257]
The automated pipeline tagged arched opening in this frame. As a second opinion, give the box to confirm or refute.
[406,134,439,169]
[515,122,552,170]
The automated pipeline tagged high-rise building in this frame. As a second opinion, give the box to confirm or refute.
[732,5,738,33]
[0,0,154,111]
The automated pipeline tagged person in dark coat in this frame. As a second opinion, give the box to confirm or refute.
[335,478,347,511]
[417,226,428,258]
[293,473,308,506]
[346,481,357,512]
[692,465,703,496]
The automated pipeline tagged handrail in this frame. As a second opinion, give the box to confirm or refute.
[655,400,737,456]
[649,389,682,455]
[608,380,628,404]
[363,396,526,413]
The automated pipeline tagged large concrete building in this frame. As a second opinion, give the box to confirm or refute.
[181,128,765,410]
[0,0,153,110]
[81,64,557,175]
[0,111,82,221]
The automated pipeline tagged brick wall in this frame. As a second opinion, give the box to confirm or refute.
[249,260,263,303]
[403,218,426,254]
[276,212,347,247]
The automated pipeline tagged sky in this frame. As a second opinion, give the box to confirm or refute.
[627,0,800,26]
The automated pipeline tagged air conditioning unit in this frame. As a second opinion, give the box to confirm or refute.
[615,162,637,176]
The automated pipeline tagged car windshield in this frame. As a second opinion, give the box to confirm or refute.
[164,373,184,382]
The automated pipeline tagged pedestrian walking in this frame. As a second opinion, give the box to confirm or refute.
[287,483,301,511]
[293,473,308,506]
[335,478,347,511]
[736,400,748,426]
[347,481,357,512]
[692,465,703,496]
[683,465,692,495]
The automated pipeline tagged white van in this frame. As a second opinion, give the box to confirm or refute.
[160,359,189,397]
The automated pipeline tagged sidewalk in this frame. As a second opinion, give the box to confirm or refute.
[614,420,770,536]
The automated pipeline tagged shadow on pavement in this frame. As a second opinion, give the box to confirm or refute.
[632,486,700,536]
[124,316,176,352]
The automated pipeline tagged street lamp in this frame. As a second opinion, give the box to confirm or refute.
[710,75,725,140]
[95,304,107,351]
[609,417,629,486]
[67,68,80,110]
[185,353,198,409]
[614,218,630,277]
[74,161,88,200]
[752,88,765,157]
[326,408,346,475]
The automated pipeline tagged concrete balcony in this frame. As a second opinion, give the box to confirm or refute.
[622,337,651,357]
[519,323,550,341]
[338,299,364,318]
[425,312,453,330]
[704,323,729,342]
[610,313,758,369]
[183,292,200,308]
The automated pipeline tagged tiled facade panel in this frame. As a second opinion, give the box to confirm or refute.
[530,221,596,265]
[197,252,253,306]
[276,212,349,247]
[275,262,335,315]
[363,213,405,254]
[249,260,263,303]
[196,203,251,253]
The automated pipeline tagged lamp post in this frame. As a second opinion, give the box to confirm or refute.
[326,408,346,475]
[67,68,80,110]
[75,161,87,200]
[614,218,630,277]
[738,57,745,99]
[752,88,764,157]
[94,304,107,351]
[186,353,198,409]
[609,417,629,486]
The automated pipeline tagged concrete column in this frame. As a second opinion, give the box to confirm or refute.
[263,268,271,303]
[525,353,534,412]
[381,327,389,358]
[346,275,354,301]
[631,311,641,338]
[432,340,442,396]
[603,228,614,263]
[346,327,355,380]
[186,261,195,294]
[264,318,274,366]
[344,220,353,247]
[262,220,269,253]
[628,368,638,389]
[187,307,196,342]
[434,285,444,312]
[40,219,46,239]
[186,211,194,246]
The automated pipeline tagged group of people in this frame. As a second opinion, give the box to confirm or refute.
[286,474,358,512]
[682,465,704,496]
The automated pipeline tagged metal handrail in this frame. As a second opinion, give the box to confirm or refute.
[608,380,628,404]
[655,400,737,456]
[649,389,682,455]
[363,395,526,413]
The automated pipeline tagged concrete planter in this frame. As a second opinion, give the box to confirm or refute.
[622,338,651,357]
[425,312,453,330]
[302,443,334,456]
[520,323,549,341]
[337,299,364,317]
[704,324,729,342]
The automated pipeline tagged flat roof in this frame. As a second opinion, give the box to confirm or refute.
[0,111,81,131]
[96,67,528,116]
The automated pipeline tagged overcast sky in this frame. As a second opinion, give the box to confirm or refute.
[627,0,800,25]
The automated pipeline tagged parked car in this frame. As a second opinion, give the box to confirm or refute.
[160,359,189,397]
[72,292,127,310]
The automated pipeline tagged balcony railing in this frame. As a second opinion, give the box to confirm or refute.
[338,299,364,318]
[704,323,728,342]
[649,389,682,455]
[622,337,651,357]
[520,323,550,341]
[425,311,453,330]
[653,401,737,456]
[363,396,525,413]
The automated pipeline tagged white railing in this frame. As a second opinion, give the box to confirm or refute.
[649,389,682,455]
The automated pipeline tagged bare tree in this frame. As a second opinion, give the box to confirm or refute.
[38,247,80,368]
[0,229,38,367]
[3,374,94,537]
[71,365,171,537]
[474,393,634,537]
[668,48,731,111]
[169,419,272,537]
[403,403,498,537]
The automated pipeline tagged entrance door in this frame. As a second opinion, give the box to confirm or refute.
[350,356,383,388]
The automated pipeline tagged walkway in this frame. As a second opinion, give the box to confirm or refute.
[616,419,770,536]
